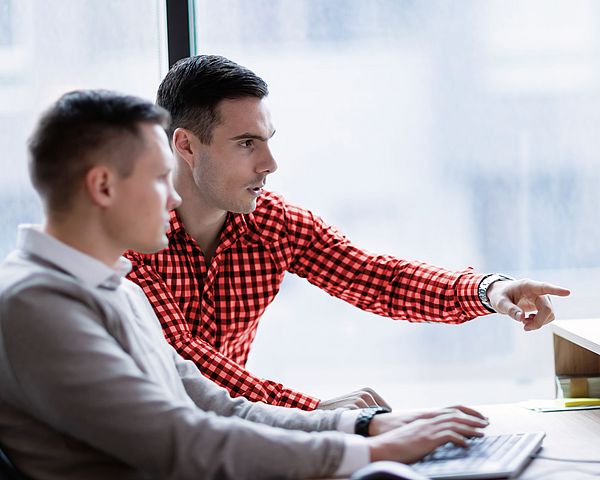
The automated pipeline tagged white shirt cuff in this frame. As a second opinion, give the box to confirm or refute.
[334,434,370,477]
[337,409,361,433]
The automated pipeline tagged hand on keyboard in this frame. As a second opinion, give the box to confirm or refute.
[369,405,488,436]
[367,408,489,464]
[412,433,539,477]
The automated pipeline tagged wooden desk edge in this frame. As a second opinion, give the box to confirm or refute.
[553,319,600,376]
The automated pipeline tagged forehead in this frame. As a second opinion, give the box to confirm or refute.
[215,97,273,134]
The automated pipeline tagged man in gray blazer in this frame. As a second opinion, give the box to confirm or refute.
[0,90,487,479]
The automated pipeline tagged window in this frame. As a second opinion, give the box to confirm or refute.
[193,0,600,407]
[0,0,167,257]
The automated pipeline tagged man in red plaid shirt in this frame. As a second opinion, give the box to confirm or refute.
[125,55,570,411]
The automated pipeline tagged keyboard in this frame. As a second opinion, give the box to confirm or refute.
[411,432,545,479]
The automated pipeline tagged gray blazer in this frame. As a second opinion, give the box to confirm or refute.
[0,234,346,480]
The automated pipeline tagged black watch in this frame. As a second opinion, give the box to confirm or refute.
[354,406,390,437]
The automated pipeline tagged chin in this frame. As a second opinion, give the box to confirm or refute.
[133,237,168,254]
[240,199,258,214]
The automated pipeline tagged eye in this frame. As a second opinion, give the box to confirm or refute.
[239,139,254,148]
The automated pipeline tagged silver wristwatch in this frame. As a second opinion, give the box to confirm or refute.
[478,274,514,312]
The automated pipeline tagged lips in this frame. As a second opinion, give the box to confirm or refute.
[247,180,266,195]
[247,186,263,197]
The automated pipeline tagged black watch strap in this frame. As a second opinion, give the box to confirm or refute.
[354,406,390,437]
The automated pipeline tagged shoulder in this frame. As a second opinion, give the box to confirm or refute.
[121,278,163,328]
[0,251,80,302]
[122,277,153,306]
[0,252,109,338]
[251,190,319,235]
[253,190,288,218]
[0,251,123,316]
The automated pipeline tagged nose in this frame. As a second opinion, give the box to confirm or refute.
[257,144,278,174]
[167,183,182,211]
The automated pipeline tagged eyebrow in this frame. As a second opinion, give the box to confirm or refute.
[229,130,276,141]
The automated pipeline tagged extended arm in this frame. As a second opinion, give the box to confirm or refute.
[283,201,569,325]
[285,203,488,323]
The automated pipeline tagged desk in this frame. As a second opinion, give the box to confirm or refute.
[326,403,600,480]
[464,320,600,478]
[553,318,600,378]
[478,403,600,479]
[329,320,600,479]
[455,319,600,479]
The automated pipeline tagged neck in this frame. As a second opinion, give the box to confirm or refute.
[44,213,121,268]
[174,165,227,260]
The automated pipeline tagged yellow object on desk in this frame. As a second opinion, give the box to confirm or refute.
[563,397,600,407]
[520,398,600,412]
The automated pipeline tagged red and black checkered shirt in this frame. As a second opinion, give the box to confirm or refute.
[125,191,490,410]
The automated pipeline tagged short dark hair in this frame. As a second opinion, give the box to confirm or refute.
[28,89,170,214]
[157,55,269,144]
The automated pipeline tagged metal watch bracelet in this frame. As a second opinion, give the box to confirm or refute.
[477,274,514,312]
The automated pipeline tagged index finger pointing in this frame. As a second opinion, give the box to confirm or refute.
[529,282,570,297]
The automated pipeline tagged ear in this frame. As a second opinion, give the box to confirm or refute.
[84,165,117,208]
[172,128,201,169]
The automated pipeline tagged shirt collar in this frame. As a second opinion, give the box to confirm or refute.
[168,208,251,244]
[167,209,186,237]
[16,224,131,289]
[167,198,278,250]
